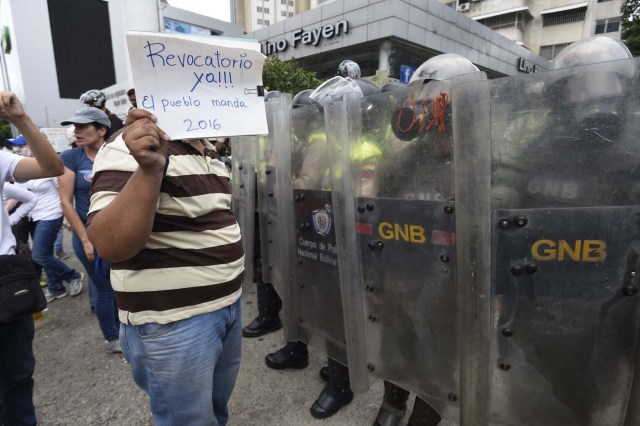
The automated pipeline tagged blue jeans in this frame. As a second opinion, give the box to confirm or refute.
[88,278,98,310]
[121,299,242,426]
[30,217,78,293]
[71,232,119,341]
[54,227,63,253]
[0,315,36,426]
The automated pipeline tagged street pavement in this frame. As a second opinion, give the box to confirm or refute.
[32,229,456,425]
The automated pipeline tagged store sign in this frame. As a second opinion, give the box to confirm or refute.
[262,19,349,55]
[517,58,541,73]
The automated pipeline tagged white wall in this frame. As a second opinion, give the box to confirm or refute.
[2,0,243,127]
[0,0,23,98]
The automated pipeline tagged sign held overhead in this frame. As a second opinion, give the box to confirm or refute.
[127,31,268,139]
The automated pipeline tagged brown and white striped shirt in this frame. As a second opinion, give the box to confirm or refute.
[88,135,244,325]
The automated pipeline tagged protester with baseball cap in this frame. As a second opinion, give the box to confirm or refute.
[60,107,111,128]
[6,134,27,145]
[58,107,121,353]
[5,134,30,156]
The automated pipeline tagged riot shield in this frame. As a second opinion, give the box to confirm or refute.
[327,75,483,421]
[454,57,640,425]
[283,99,347,364]
[257,94,296,340]
[231,136,257,291]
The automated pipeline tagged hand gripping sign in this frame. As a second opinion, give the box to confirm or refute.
[127,31,268,139]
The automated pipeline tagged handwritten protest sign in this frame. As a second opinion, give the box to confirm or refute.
[127,31,268,139]
[40,128,72,152]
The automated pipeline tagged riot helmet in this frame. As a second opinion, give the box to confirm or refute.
[409,54,480,84]
[394,54,482,141]
[264,90,283,102]
[551,36,633,74]
[80,89,107,108]
[337,60,361,79]
[291,89,320,140]
[550,37,634,145]
[380,82,406,93]
[292,89,314,109]
[310,76,378,105]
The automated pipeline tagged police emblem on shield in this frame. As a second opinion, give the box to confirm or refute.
[312,204,332,237]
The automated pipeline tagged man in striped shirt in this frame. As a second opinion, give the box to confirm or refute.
[87,110,244,426]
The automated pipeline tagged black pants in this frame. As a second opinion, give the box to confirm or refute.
[0,314,36,426]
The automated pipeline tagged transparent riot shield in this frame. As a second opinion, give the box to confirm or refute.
[258,94,296,340]
[284,100,347,364]
[327,75,483,421]
[231,136,257,290]
[454,57,640,425]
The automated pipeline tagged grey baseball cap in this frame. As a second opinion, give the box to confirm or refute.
[60,107,111,128]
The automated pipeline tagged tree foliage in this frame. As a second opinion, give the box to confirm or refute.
[0,119,11,140]
[262,56,321,96]
[622,0,640,56]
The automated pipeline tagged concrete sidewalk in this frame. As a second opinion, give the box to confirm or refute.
[31,229,455,425]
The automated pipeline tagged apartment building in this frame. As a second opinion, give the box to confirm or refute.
[455,0,623,59]
[236,0,308,32]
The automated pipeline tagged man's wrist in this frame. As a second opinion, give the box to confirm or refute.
[11,115,31,129]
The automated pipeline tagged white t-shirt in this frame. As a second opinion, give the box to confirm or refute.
[17,178,62,222]
[2,182,36,226]
[0,151,23,255]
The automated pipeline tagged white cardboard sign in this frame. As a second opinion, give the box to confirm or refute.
[40,128,71,153]
[126,31,268,139]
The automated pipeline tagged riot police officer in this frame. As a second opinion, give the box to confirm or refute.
[242,90,284,338]
[266,77,379,419]
[372,54,484,426]
[491,36,639,425]
[494,36,637,209]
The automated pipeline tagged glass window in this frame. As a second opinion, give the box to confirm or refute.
[542,8,586,27]
[539,43,571,60]
[477,12,524,31]
[595,17,621,34]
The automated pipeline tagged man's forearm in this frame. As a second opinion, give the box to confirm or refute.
[88,168,163,262]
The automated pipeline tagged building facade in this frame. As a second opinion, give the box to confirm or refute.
[0,0,243,128]
[250,0,550,82]
[236,0,311,32]
[237,0,625,60]
[456,0,623,59]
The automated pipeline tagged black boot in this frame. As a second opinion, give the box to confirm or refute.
[319,365,329,381]
[407,397,441,426]
[310,358,354,419]
[243,281,282,338]
[373,381,410,426]
[265,341,308,369]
